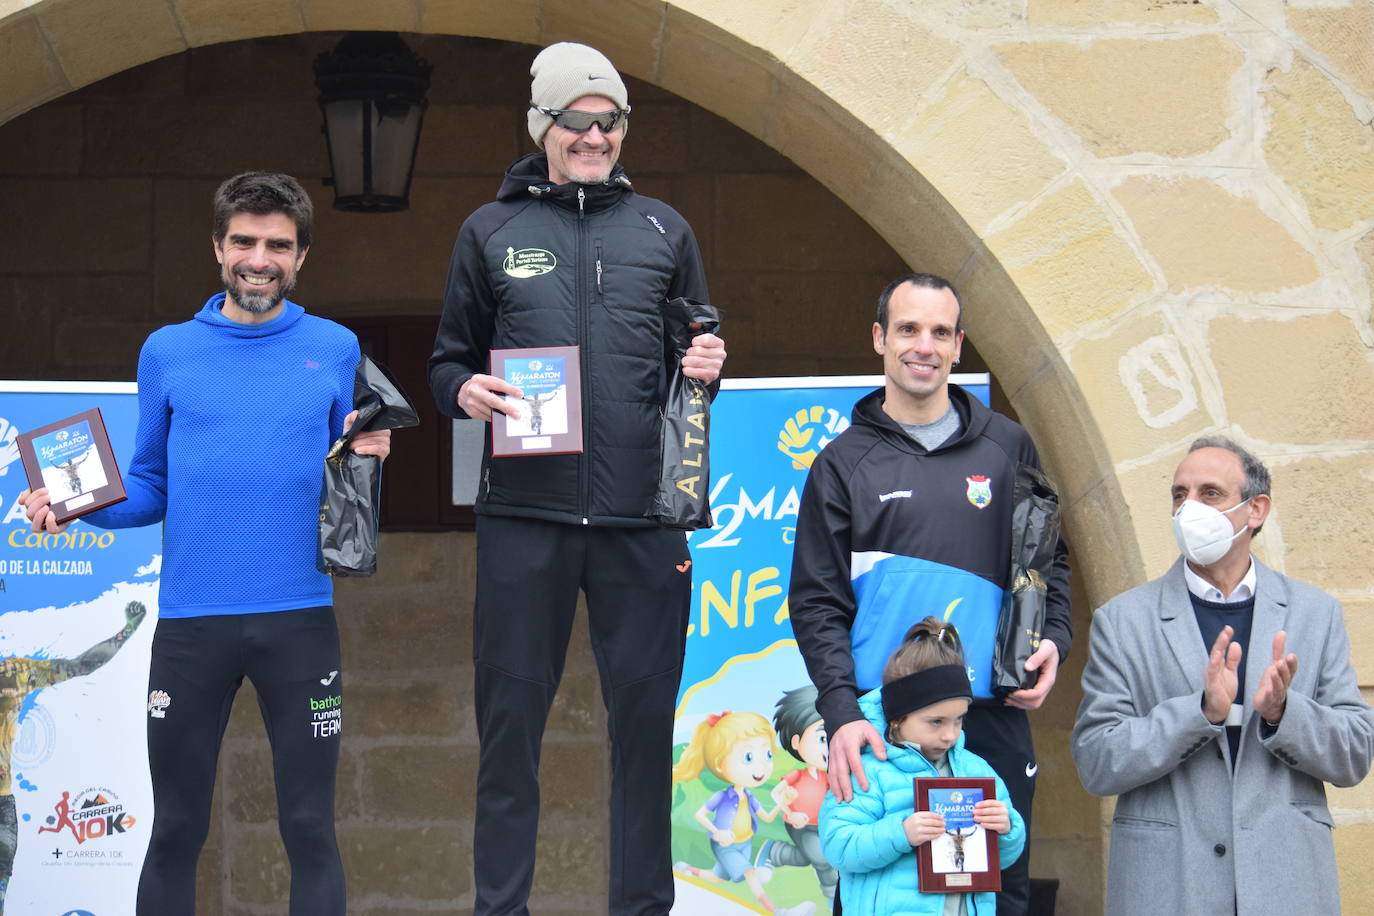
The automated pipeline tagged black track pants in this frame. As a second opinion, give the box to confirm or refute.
[471,516,692,916]
[964,704,1036,916]
[136,606,345,916]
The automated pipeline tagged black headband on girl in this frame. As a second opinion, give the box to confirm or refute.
[881,664,972,723]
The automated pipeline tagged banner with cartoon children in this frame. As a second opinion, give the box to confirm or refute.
[1,382,159,915]
[672,375,989,916]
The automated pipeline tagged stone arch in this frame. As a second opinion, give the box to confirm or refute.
[0,0,1140,599]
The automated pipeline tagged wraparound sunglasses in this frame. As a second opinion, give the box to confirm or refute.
[531,104,631,133]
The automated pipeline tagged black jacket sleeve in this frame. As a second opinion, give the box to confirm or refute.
[428,212,499,419]
[664,211,709,305]
[630,196,723,403]
[668,211,722,398]
[787,448,865,732]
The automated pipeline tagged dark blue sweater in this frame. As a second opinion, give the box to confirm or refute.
[85,294,358,617]
[1190,591,1257,766]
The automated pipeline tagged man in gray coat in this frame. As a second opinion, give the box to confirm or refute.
[1072,436,1373,915]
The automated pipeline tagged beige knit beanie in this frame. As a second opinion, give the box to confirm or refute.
[527,42,629,145]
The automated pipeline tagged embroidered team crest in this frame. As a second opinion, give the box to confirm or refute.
[965,475,992,509]
[502,247,557,278]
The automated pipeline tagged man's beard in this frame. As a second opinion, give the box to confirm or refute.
[573,169,612,186]
[223,265,296,314]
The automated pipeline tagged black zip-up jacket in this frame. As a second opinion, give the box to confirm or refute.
[428,153,709,526]
[788,385,1072,731]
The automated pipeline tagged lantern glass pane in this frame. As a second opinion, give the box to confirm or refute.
[371,102,422,198]
[323,98,366,197]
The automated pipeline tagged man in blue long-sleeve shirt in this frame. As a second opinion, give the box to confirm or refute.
[21,172,389,916]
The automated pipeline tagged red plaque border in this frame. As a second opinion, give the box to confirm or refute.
[914,776,1002,895]
[17,407,128,524]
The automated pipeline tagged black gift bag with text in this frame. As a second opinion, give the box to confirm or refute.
[651,297,721,530]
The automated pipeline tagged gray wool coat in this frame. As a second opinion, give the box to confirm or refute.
[1072,557,1373,915]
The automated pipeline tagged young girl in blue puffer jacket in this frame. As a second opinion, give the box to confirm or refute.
[820,618,1026,915]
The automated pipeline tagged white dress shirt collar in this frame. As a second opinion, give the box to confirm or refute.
[1183,555,1256,604]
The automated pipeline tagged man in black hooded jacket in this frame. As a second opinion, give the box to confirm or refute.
[789,274,1070,915]
[428,42,726,916]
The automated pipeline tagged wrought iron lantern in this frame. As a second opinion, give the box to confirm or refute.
[314,32,432,212]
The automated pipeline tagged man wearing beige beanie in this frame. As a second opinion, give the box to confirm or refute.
[429,41,727,916]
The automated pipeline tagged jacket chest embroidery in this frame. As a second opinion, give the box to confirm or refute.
[965,474,992,509]
[502,246,557,278]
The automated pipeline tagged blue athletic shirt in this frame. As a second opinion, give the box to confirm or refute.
[84,293,358,618]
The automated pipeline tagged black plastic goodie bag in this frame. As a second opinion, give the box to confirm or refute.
[651,297,721,530]
[317,355,420,577]
[991,463,1061,695]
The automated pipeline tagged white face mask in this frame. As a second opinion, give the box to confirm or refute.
[1172,497,1251,567]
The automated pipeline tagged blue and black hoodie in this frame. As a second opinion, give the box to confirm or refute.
[788,384,1072,732]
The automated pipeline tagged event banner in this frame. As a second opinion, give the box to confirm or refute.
[672,375,989,915]
[1,383,158,915]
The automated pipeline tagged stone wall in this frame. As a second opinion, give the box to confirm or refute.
[214,533,484,915]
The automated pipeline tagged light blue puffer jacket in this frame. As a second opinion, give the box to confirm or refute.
[819,688,1026,916]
